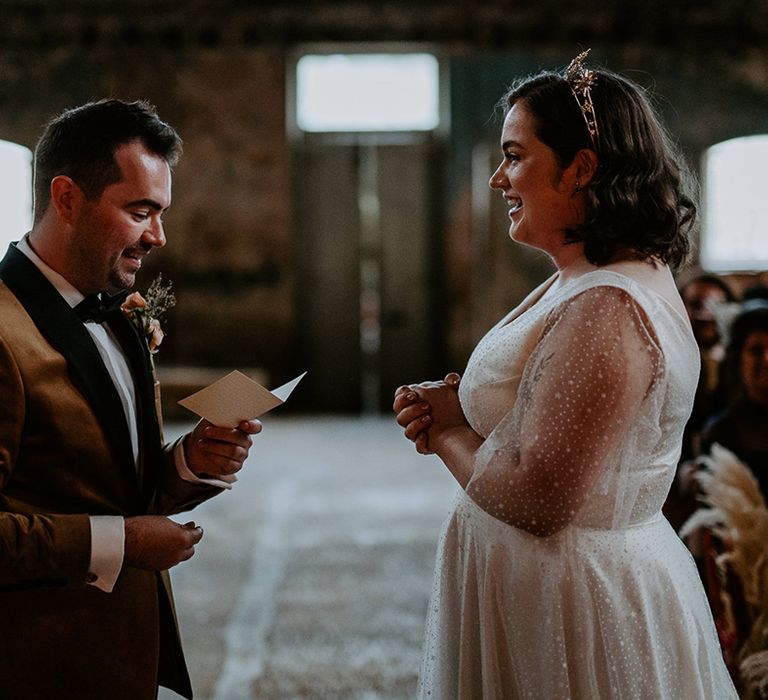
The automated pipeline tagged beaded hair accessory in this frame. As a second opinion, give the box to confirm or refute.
[563,49,600,150]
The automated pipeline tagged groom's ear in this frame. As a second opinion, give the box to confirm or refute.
[49,176,85,225]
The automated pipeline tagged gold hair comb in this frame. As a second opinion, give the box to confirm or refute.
[563,49,600,150]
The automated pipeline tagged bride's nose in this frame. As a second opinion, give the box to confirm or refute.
[489,163,506,190]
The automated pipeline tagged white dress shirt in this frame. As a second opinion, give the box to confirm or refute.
[15,236,231,592]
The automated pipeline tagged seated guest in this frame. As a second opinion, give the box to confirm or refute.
[696,300,768,686]
[664,274,736,530]
[701,300,768,493]
[680,274,737,461]
[741,283,768,304]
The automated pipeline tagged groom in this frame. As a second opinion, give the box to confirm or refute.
[0,100,260,699]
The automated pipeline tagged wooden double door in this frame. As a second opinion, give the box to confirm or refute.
[295,138,442,412]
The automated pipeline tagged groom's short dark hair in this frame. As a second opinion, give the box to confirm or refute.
[33,99,183,224]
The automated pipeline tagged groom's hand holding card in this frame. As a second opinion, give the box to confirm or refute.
[178,370,306,427]
[177,370,306,481]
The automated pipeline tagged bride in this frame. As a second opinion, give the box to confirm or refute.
[394,51,737,699]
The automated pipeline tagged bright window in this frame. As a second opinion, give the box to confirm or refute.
[701,135,768,272]
[0,140,33,253]
[296,53,440,132]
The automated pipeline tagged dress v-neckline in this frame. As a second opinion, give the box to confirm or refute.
[497,266,694,341]
[497,273,560,330]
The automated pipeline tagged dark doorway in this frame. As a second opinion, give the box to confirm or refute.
[294,136,443,412]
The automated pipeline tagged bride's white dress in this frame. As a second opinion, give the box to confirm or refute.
[419,270,737,699]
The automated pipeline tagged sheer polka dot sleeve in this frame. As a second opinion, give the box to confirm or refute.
[465,286,663,536]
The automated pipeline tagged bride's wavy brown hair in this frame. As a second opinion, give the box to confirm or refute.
[501,67,696,269]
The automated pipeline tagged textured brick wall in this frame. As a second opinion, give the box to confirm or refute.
[0,1,766,394]
[0,12,293,378]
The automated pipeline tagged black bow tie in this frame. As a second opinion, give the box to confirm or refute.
[75,291,129,324]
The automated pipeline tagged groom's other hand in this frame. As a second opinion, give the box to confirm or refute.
[124,517,204,570]
[184,419,262,480]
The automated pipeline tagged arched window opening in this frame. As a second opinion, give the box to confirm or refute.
[0,140,33,254]
[701,135,768,272]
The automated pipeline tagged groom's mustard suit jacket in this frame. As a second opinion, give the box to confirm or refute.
[0,243,220,700]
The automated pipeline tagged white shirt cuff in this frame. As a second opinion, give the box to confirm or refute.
[88,515,124,593]
[173,435,235,490]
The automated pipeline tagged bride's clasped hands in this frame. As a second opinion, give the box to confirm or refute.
[393,373,481,489]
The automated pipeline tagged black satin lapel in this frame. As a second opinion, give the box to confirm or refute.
[107,311,163,503]
[0,244,138,481]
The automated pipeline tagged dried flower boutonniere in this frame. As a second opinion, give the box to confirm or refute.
[121,273,176,355]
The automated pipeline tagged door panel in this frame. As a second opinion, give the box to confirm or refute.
[296,139,440,412]
[378,143,437,408]
[296,143,362,412]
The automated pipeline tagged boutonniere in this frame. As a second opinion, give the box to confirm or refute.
[120,274,176,355]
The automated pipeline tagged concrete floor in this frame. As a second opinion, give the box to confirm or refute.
[157,416,457,700]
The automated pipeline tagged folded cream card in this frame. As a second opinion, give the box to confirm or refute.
[178,371,306,428]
